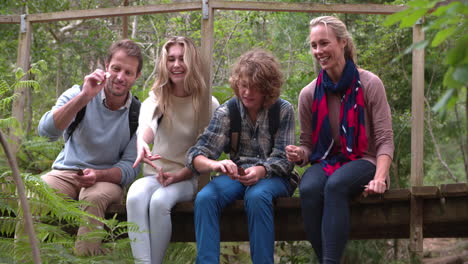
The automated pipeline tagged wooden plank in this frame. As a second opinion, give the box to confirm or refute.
[383,188,412,201]
[102,194,468,242]
[26,2,202,23]
[409,22,425,260]
[122,0,129,39]
[410,23,425,187]
[353,188,411,204]
[0,15,21,24]
[211,0,406,14]
[10,17,32,155]
[440,183,468,197]
[198,0,215,190]
[423,196,468,237]
[412,186,440,198]
[0,1,408,25]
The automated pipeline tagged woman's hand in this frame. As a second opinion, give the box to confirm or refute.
[133,138,161,168]
[156,167,193,187]
[364,179,386,194]
[285,145,304,163]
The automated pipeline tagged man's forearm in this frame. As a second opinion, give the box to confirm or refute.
[53,93,91,130]
[95,167,122,184]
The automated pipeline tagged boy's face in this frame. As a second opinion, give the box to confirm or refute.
[237,76,265,115]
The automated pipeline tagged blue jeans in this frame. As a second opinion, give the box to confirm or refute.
[300,159,376,264]
[194,174,290,264]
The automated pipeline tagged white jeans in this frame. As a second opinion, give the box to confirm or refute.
[126,175,197,264]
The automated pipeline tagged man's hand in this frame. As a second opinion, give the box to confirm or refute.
[133,138,161,168]
[238,166,266,186]
[82,69,109,99]
[73,168,98,188]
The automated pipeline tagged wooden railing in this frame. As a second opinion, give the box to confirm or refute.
[106,183,468,242]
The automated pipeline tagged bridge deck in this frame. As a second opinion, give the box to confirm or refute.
[106,183,468,242]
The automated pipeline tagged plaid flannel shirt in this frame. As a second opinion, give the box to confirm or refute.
[186,98,295,179]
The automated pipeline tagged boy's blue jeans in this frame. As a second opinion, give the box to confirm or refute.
[194,174,290,264]
[300,159,376,264]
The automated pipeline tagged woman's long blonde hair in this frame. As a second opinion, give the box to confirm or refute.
[151,36,206,120]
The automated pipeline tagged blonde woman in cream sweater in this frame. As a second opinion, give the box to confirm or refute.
[126,36,218,264]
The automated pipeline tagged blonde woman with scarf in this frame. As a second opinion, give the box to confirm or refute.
[286,16,394,263]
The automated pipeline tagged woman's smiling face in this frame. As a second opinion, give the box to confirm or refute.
[310,24,347,81]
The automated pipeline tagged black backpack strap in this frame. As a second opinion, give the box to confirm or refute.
[225,97,241,155]
[128,96,141,138]
[66,86,86,139]
[66,107,86,139]
[268,99,281,144]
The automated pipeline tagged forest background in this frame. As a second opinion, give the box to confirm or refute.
[0,0,466,263]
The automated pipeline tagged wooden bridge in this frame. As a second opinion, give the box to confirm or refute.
[106,183,468,242]
[2,0,466,260]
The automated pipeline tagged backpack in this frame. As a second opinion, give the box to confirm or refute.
[224,97,281,156]
[66,87,141,139]
[224,97,300,194]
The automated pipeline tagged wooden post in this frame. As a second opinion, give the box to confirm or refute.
[198,0,214,190]
[11,14,32,156]
[409,19,425,263]
[122,0,129,38]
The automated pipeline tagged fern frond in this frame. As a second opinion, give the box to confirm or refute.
[0,79,10,97]
[14,80,40,91]
[0,92,19,112]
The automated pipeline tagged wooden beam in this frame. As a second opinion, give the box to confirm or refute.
[410,25,425,187]
[410,21,425,261]
[122,0,129,39]
[25,2,202,23]
[412,186,440,198]
[440,183,468,197]
[1,1,407,25]
[210,0,406,14]
[11,16,32,155]
[198,0,215,191]
[0,15,21,24]
[116,194,467,242]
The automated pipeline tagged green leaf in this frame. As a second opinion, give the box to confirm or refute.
[400,8,428,28]
[431,26,457,47]
[443,67,464,89]
[383,8,413,27]
[452,64,468,83]
[391,40,429,63]
[14,68,25,81]
[431,2,460,16]
[432,88,454,112]
[445,35,468,65]
[407,0,437,8]
[426,16,459,31]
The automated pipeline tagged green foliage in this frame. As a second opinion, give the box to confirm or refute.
[0,171,139,263]
[384,0,468,113]
[164,242,197,264]
[0,0,466,262]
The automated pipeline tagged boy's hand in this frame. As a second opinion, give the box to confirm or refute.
[238,166,265,186]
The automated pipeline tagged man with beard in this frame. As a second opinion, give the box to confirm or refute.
[38,39,142,256]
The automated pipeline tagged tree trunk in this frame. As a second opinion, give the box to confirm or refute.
[0,131,41,264]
